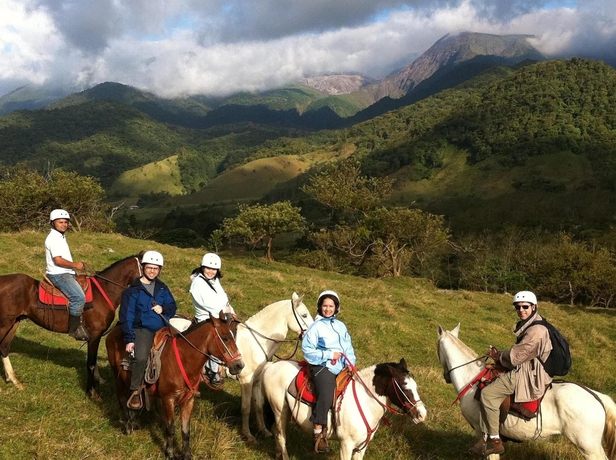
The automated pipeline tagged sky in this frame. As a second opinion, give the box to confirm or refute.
[1,0,615,99]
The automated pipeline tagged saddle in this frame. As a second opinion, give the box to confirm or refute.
[476,363,544,422]
[287,361,353,406]
[38,275,93,306]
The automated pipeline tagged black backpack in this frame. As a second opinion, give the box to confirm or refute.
[521,318,572,377]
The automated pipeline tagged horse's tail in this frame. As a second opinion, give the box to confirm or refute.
[599,393,616,460]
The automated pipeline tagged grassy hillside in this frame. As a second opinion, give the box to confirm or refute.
[109,155,185,197]
[1,231,615,459]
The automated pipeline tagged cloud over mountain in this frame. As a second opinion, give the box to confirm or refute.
[1,0,615,98]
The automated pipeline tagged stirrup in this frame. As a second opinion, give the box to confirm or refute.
[127,390,143,410]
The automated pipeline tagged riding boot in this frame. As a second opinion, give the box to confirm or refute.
[127,389,143,410]
[484,437,504,456]
[68,315,90,341]
[313,432,330,453]
[468,436,486,456]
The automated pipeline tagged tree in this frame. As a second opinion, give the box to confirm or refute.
[222,201,306,262]
[365,207,450,277]
[0,167,113,232]
[302,160,394,215]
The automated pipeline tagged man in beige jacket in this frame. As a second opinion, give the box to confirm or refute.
[469,291,553,457]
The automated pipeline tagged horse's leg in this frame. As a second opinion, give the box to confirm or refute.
[272,402,291,460]
[239,375,257,442]
[0,321,23,390]
[162,397,176,460]
[340,440,362,460]
[86,335,102,399]
[252,374,273,438]
[179,397,195,460]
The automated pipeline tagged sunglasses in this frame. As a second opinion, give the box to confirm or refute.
[514,304,532,310]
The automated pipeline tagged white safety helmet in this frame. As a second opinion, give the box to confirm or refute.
[50,209,70,222]
[201,253,221,270]
[317,290,341,314]
[513,291,537,306]
[141,250,164,267]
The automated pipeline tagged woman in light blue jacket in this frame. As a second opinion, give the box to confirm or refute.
[302,290,356,454]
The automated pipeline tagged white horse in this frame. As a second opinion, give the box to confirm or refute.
[437,324,616,460]
[257,358,427,460]
[171,292,313,442]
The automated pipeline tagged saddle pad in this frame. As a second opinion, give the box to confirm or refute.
[287,361,353,406]
[38,278,93,306]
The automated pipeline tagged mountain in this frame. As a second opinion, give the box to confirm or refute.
[296,74,375,95]
[46,82,215,127]
[173,58,616,234]
[368,31,546,100]
[0,84,74,116]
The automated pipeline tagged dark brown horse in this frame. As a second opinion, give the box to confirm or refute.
[0,253,142,397]
[106,312,245,460]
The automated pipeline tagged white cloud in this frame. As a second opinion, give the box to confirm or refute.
[1,0,616,98]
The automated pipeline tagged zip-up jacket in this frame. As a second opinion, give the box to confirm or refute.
[119,277,177,344]
[302,315,356,375]
[189,273,234,323]
[500,311,553,402]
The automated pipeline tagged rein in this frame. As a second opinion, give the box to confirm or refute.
[89,257,142,311]
[236,298,307,361]
[169,319,241,404]
[336,354,424,453]
[160,313,240,364]
[445,354,488,377]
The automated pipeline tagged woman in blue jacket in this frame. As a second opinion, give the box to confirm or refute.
[119,250,177,410]
[301,290,356,454]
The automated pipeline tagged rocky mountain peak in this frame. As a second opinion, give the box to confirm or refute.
[297,74,375,95]
[370,31,544,100]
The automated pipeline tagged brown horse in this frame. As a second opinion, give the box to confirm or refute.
[106,312,245,460]
[0,253,142,397]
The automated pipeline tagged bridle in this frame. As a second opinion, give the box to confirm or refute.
[235,298,310,360]
[336,356,425,453]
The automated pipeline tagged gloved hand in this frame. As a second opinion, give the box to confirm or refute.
[152,304,163,315]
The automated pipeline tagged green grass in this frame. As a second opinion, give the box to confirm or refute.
[1,231,615,459]
[109,155,185,197]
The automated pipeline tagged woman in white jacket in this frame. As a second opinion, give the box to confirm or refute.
[190,252,235,385]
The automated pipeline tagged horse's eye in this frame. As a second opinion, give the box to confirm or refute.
[302,314,308,318]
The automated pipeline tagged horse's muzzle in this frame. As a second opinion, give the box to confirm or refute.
[227,358,245,376]
[408,401,427,424]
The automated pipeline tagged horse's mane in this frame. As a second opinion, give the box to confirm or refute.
[245,298,290,325]
[374,361,410,377]
[447,331,480,359]
[99,254,140,274]
[182,318,211,335]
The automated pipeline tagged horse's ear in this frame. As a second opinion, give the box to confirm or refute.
[451,323,461,337]
[138,250,145,258]
[292,292,304,308]
[399,358,408,370]
[438,325,444,337]
[218,310,226,321]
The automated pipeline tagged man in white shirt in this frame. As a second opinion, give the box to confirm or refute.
[45,209,89,341]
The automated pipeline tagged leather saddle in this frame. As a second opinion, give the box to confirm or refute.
[476,363,544,422]
[287,361,353,406]
[38,275,93,306]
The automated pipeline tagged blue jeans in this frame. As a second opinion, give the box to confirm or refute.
[47,273,86,316]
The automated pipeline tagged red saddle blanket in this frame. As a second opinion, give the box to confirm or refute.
[38,278,94,306]
[288,361,353,405]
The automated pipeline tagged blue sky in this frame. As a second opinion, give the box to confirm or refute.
[0,0,614,98]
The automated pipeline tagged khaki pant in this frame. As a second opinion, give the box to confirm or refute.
[479,370,517,436]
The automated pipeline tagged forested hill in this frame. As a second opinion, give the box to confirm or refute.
[228,58,616,232]
[359,58,616,177]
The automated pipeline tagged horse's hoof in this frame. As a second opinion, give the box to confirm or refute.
[89,389,102,402]
[261,429,273,438]
[244,434,257,444]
